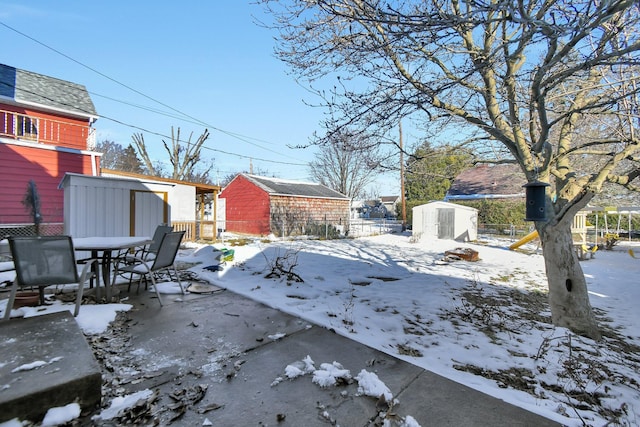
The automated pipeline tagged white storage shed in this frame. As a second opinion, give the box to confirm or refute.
[59,173,194,238]
[412,201,478,241]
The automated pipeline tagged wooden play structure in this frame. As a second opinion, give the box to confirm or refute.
[509,211,597,259]
[509,206,640,259]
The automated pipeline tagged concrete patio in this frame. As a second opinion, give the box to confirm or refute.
[1,283,560,426]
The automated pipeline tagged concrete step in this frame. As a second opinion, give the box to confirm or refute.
[0,311,101,423]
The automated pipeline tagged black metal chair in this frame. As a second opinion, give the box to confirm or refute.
[111,231,185,306]
[3,236,97,320]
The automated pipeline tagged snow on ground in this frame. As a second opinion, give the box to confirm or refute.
[185,233,640,426]
[1,232,639,426]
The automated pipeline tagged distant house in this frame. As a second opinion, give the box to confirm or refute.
[0,63,99,235]
[358,200,387,219]
[220,174,350,236]
[445,164,526,201]
[351,196,400,220]
[380,196,400,219]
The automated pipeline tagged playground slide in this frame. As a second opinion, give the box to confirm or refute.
[509,230,539,250]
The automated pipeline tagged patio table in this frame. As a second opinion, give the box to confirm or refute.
[73,236,152,302]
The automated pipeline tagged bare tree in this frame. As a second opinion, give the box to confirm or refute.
[131,127,212,181]
[97,140,146,174]
[261,0,640,339]
[309,129,380,198]
[96,140,123,170]
[131,133,159,176]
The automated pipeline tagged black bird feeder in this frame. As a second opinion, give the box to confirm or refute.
[524,181,550,221]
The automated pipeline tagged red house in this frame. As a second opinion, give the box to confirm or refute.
[0,63,99,235]
[220,174,350,237]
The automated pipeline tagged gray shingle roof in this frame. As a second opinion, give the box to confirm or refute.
[243,174,349,199]
[0,63,97,118]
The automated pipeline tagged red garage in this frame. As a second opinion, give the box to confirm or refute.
[220,174,350,237]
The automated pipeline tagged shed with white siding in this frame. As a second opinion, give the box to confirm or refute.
[412,201,478,241]
[59,173,194,238]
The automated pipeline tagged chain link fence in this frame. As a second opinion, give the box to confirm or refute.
[0,223,64,239]
[348,219,404,237]
[217,218,404,240]
[477,224,536,241]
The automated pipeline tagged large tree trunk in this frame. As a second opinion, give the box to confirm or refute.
[540,222,601,340]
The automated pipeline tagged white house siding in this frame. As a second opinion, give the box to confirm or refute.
[167,183,195,222]
[60,173,174,239]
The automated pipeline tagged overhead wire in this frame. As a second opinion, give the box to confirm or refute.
[0,20,310,166]
[0,80,307,167]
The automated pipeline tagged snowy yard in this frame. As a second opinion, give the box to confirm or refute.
[194,233,640,426]
[1,232,639,426]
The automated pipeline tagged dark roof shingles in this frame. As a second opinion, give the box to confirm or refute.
[244,174,349,199]
[0,63,96,117]
[448,164,526,196]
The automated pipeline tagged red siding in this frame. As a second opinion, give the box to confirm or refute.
[220,175,351,236]
[0,143,96,224]
[220,175,271,235]
[270,195,350,236]
[1,103,92,150]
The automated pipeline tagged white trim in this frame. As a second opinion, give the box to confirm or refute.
[0,137,103,157]
[0,96,98,121]
[269,192,350,201]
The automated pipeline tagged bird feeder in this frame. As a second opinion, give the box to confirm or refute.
[524,181,550,221]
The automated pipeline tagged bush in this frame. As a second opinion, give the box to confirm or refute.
[456,199,527,227]
[304,221,342,239]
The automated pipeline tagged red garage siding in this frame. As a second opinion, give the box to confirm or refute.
[220,175,271,235]
[0,142,97,225]
[221,174,351,237]
[270,195,350,235]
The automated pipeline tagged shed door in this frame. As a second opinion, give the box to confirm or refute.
[437,208,455,239]
[130,190,169,236]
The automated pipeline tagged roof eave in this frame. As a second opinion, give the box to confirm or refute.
[0,95,98,122]
[269,193,350,201]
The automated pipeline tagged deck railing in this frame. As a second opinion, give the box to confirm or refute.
[171,221,219,242]
[0,109,95,149]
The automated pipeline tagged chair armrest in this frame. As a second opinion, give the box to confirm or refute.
[113,255,153,274]
[78,258,99,284]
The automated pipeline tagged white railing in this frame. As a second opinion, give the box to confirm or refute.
[0,109,93,148]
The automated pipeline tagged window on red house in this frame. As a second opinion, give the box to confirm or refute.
[17,115,38,140]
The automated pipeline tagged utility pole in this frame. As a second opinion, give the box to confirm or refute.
[400,122,407,231]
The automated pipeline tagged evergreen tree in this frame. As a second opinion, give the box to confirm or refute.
[96,140,146,174]
[405,142,473,203]
[116,144,145,174]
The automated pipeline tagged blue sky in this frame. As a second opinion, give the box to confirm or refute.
[0,1,399,194]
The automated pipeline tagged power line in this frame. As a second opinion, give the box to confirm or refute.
[0,80,307,167]
[0,20,311,164]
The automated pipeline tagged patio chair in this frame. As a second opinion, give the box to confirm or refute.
[111,231,185,307]
[3,236,97,320]
[114,224,173,287]
[136,224,174,261]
